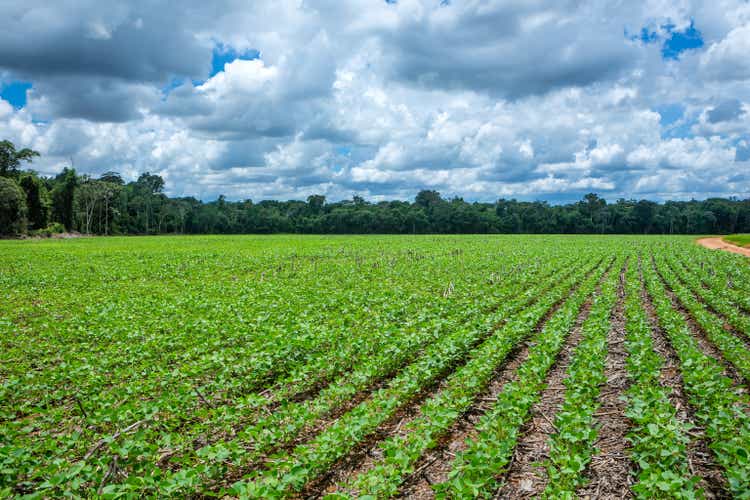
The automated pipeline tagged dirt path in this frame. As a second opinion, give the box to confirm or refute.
[577,265,632,498]
[696,237,750,258]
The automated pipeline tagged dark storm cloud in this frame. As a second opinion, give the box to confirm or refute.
[0,1,213,122]
[0,2,210,82]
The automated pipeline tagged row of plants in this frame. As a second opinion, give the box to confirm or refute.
[229,255,606,497]
[621,258,697,498]
[326,257,615,498]
[2,238,551,494]
[667,252,750,335]
[153,254,581,495]
[674,246,750,311]
[5,235,748,497]
[653,252,750,382]
[643,253,750,497]
[540,256,622,496]
[692,246,750,297]
[431,255,624,498]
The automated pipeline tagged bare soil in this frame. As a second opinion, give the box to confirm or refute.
[640,272,730,497]
[696,237,750,258]
[577,265,633,499]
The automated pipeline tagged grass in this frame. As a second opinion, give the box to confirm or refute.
[723,234,750,247]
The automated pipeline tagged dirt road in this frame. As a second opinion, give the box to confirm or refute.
[696,237,750,257]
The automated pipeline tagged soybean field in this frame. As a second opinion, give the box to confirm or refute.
[1,235,750,499]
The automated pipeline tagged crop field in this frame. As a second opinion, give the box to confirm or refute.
[2,235,750,499]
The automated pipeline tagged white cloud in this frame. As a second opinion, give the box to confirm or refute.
[197,59,278,96]
[700,24,750,81]
[0,0,749,201]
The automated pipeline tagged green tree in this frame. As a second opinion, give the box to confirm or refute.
[306,194,326,215]
[19,173,50,230]
[0,140,40,179]
[0,176,28,234]
[634,200,657,234]
[99,171,124,185]
[51,167,78,231]
[75,179,112,234]
[415,190,443,211]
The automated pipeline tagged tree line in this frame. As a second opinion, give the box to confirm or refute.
[1,140,749,236]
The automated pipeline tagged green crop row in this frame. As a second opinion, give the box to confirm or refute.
[653,253,750,382]
[2,235,747,498]
[673,249,750,313]
[541,256,622,496]
[229,255,604,498]
[432,255,624,499]
[153,253,580,495]
[4,239,564,495]
[622,259,697,498]
[643,253,750,497]
[666,251,750,335]
[325,258,612,499]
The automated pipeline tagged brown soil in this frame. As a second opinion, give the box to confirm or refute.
[696,237,750,258]
[639,267,729,497]
[577,264,633,499]
[492,294,594,498]
[313,259,608,498]
[652,260,748,391]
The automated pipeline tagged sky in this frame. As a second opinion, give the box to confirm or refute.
[1,1,749,203]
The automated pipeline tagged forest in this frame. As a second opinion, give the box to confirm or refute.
[2,140,749,236]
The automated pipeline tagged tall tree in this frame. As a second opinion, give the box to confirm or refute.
[306,194,326,215]
[0,176,27,234]
[51,167,78,231]
[75,179,110,234]
[19,173,50,230]
[0,140,40,179]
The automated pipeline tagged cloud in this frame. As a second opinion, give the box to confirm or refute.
[378,1,639,99]
[26,77,159,122]
[0,2,210,82]
[700,24,750,81]
[707,99,744,123]
[0,0,749,202]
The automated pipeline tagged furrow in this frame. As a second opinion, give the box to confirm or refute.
[638,258,728,497]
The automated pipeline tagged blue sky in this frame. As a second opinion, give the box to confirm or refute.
[210,45,260,78]
[0,81,32,108]
[0,1,748,203]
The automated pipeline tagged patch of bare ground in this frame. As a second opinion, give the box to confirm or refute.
[310,260,607,499]
[577,264,632,499]
[696,237,750,258]
[639,269,729,497]
[651,260,747,392]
